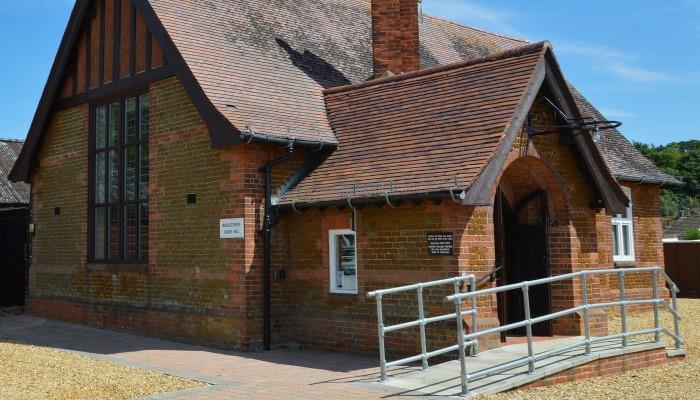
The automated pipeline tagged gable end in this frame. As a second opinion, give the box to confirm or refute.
[10,0,238,183]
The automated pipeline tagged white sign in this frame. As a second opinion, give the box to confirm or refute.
[220,218,245,239]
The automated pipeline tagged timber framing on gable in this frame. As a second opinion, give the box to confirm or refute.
[55,0,170,109]
[10,0,238,183]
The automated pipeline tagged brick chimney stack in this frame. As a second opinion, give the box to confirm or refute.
[371,0,421,78]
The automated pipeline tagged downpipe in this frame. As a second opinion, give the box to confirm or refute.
[260,141,294,351]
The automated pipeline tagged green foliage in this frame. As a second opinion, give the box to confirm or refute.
[634,140,700,217]
[682,229,700,240]
[660,190,679,217]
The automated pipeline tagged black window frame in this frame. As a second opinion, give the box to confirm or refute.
[88,91,149,264]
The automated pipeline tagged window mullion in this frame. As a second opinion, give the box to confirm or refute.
[135,95,141,262]
[118,98,125,262]
[103,109,110,261]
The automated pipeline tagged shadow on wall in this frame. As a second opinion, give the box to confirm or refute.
[275,38,351,89]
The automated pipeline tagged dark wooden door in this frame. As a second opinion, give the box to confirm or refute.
[0,210,29,307]
[505,191,552,336]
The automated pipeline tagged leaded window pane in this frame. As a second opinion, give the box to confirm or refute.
[139,145,149,200]
[96,106,107,150]
[125,97,137,144]
[139,94,150,140]
[124,146,137,201]
[95,152,106,203]
[139,203,149,260]
[94,207,106,260]
[108,102,120,147]
[124,204,138,260]
[108,150,119,202]
[108,206,120,260]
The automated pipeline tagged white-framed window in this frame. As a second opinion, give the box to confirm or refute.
[612,186,635,262]
[329,229,358,294]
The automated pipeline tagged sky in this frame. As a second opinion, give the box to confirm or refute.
[0,1,698,145]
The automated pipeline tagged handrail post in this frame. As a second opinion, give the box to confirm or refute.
[522,284,535,374]
[453,280,468,396]
[470,275,479,355]
[581,272,591,355]
[671,283,681,350]
[417,284,429,370]
[619,271,627,347]
[376,294,387,381]
[652,269,661,342]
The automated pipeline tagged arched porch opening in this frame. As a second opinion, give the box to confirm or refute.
[493,155,574,341]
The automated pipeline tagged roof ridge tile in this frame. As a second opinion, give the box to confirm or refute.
[324,41,549,95]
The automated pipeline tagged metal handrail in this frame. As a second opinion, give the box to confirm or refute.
[367,273,477,381]
[474,265,503,287]
[444,266,683,396]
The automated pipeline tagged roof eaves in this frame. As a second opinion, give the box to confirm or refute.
[615,174,685,189]
[278,189,457,211]
[461,47,548,206]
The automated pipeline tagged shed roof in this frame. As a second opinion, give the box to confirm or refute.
[0,139,29,205]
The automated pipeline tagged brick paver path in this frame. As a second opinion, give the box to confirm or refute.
[0,315,417,399]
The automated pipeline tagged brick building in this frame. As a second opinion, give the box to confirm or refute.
[10,0,682,355]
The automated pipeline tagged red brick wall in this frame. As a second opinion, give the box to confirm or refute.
[518,347,676,391]
[268,111,668,356]
[271,202,500,357]
[27,76,301,350]
[371,0,420,77]
[598,183,667,308]
[27,79,668,357]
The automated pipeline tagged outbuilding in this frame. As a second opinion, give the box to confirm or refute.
[1,139,30,308]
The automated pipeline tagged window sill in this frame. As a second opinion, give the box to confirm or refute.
[329,291,359,297]
[614,260,638,268]
[86,263,148,273]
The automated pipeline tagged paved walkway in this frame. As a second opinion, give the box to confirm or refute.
[0,315,408,399]
[2,315,674,399]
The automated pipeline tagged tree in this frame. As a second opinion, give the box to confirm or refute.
[634,140,700,217]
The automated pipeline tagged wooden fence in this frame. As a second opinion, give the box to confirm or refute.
[664,241,700,298]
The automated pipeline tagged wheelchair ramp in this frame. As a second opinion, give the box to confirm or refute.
[375,337,674,398]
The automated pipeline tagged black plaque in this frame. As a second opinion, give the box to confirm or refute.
[427,232,454,256]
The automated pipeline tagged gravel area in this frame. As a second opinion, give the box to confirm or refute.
[0,339,207,400]
[480,298,700,400]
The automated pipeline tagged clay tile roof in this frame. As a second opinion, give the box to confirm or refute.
[0,139,29,205]
[147,0,670,188]
[147,0,525,145]
[281,44,547,203]
[568,86,683,187]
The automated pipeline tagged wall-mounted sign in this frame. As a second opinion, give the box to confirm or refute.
[427,232,454,256]
[220,218,245,239]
